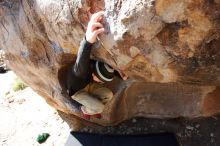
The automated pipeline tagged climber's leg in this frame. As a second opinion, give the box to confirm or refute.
[88,83,113,104]
[71,90,104,115]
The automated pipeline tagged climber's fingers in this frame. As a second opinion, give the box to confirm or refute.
[86,11,105,43]
[90,11,104,22]
[92,28,105,37]
[90,22,103,31]
[98,16,103,22]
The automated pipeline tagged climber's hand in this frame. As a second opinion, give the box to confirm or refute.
[86,11,105,43]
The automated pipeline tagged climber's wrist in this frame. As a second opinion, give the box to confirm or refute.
[84,36,95,46]
[85,33,95,43]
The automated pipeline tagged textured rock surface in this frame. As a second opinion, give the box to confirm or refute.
[0,0,220,126]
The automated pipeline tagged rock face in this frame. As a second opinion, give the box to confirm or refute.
[0,0,220,126]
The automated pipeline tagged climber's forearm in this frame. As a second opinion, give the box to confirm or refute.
[72,11,105,78]
[66,38,93,96]
[73,37,93,78]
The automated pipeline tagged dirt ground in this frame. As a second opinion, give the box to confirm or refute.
[1,71,220,146]
[0,71,70,146]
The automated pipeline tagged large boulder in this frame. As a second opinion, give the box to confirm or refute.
[0,0,220,126]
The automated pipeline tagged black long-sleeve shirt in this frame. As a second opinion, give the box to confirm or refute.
[66,37,94,96]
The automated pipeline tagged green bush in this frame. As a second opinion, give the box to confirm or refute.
[12,78,27,92]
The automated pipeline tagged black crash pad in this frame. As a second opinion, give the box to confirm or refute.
[65,132,179,146]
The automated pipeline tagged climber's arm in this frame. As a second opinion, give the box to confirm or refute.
[66,11,105,96]
[73,11,105,78]
[73,38,93,78]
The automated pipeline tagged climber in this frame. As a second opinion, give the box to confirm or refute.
[66,11,127,119]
